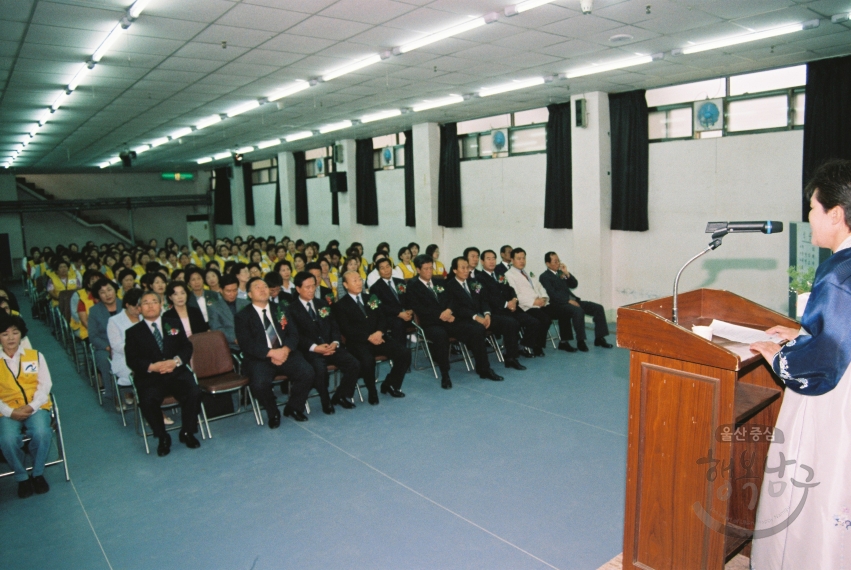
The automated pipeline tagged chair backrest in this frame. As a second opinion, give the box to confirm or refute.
[188,330,234,378]
[58,290,76,321]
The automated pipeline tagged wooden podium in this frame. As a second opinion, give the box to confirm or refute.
[617,289,798,570]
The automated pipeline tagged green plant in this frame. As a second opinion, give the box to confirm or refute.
[788,265,816,294]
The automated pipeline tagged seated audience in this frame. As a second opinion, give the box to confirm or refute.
[0,314,53,498]
[164,281,209,337]
[397,246,415,279]
[369,258,413,343]
[107,289,143,411]
[335,270,410,403]
[494,245,513,275]
[274,260,296,304]
[538,252,612,351]
[338,255,364,298]
[305,262,335,303]
[230,263,250,299]
[502,248,555,357]
[116,268,137,300]
[185,267,220,323]
[87,278,122,406]
[208,275,248,353]
[46,259,78,306]
[426,244,447,278]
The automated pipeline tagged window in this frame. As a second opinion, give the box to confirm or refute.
[251,157,278,184]
[729,65,805,96]
[646,78,726,107]
[458,108,548,160]
[727,95,788,132]
[305,146,335,178]
[372,132,406,171]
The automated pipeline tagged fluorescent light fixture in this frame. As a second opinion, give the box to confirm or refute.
[194,115,222,130]
[227,100,260,118]
[213,151,232,161]
[133,144,151,154]
[109,157,122,165]
[92,23,125,62]
[285,131,313,142]
[322,54,382,81]
[361,109,402,123]
[681,22,815,55]
[99,162,111,169]
[150,137,169,148]
[235,146,255,154]
[396,18,487,54]
[51,91,69,111]
[412,95,465,112]
[832,12,851,23]
[267,81,310,102]
[319,120,353,134]
[196,157,213,164]
[506,0,555,16]
[566,55,654,78]
[37,109,52,125]
[479,77,545,96]
[257,138,281,150]
[67,63,91,92]
[127,0,150,19]
[170,127,192,139]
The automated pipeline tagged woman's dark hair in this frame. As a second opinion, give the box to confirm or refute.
[293,271,315,288]
[184,267,204,284]
[171,268,185,282]
[123,288,144,307]
[398,246,411,260]
[292,253,307,264]
[92,278,117,299]
[0,312,28,338]
[273,260,292,273]
[425,244,439,257]
[83,269,104,291]
[807,159,851,230]
[413,254,433,269]
[165,280,188,300]
[204,268,221,281]
[117,268,137,283]
[230,262,248,276]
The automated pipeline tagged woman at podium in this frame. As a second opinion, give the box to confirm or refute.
[750,159,851,569]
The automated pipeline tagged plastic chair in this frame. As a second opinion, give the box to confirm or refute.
[0,393,70,483]
[129,373,211,454]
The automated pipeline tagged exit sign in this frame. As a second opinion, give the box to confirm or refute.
[161,172,194,181]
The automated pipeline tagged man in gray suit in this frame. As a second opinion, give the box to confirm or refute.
[208,274,249,353]
[87,278,123,407]
[538,251,612,351]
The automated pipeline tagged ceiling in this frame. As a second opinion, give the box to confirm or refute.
[2,0,850,173]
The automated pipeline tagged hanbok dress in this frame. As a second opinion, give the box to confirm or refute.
[751,235,851,569]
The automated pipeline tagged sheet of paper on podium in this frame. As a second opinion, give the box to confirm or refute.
[710,319,783,344]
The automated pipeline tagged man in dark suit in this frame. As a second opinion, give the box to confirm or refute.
[406,254,502,389]
[473,249,541,358]
[287,272,360,411]
[208,275,249,353]
[493,245,513,276]
[125,291,202,456]
[335,270,410,404]
[234,277,315,427]
[539,252,612,351]
[446,257,526,372]
[305,262,336,304]
[368,258,413,343]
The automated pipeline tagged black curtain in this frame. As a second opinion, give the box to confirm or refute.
[802,54,851,220]
[438,122,462,227]
[544,102,573,229]
[609,90,649,232]
[242,162,255,226]
[404,129,415,226]
[213,167,233,225]
[274,176,282,226]
[293,151,308,225]
[355,138,379,225]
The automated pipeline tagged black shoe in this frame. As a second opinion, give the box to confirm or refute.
[533,348,546,357]
[519,346,536,358]
[179,431,201,449]
[32,475,50,495]
[368,391,379,405]
[577,340,589,352]
[283,405,308,422]
[381,383,406,398]
[480,368,504,381]
[558,341,577,353]
[333,397,356,409]
[504,359,526,371]
[267,412,281,429]
[594,337,613,348]
[441,375,452,389]
[157,434,172,457]
[18,478,33,499]
[322,403,336,415]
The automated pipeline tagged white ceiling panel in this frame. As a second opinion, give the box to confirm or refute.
[243,0,338,13]
[492,29,571,50]
[285,16,373,41]
[157,57,223,74]
[216,3,310,32]
[0,0,35,23]
[258,34,337,55]
[128,15,208,41]
[112,35,186,57]
[541,13,625,37]
[234,49,304,67]
[383,7,475,33]
[676,0,798,20]
[319,0,418,25]
[172,42,249,62]
[216,61,279,78]
[144,0,237,23]
[17,42,88,63]
[192,25,277,48]
[31,1,119,32]
[24,24,104,50]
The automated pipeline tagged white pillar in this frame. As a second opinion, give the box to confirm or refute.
[335,139,361,245]
[412,122,442,249]
[571,92,613,314]
[277,151,298,232]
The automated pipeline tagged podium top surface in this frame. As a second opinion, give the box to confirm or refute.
[616,289,799,371]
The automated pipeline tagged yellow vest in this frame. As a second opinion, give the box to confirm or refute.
[0,349,51,411]
[398,263,416,279]
[48,272,78,306]
[71,294,96,339]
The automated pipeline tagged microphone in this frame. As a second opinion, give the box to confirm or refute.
[705,221,784,234]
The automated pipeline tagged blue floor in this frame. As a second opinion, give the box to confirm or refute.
[2,287,629,570]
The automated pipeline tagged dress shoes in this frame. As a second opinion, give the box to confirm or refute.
[333,397,356,409]
[179,431,201,449]
[504,359,526,371]
[18,478,33,499]
[595,337,614,348]
[322,403,336,415]
[577,340,589,352]
[533,347,546,357]
[480,368,504,381]
[380,383,406,398]
[32,475,50,495]
[368,391,379,405]
[267,412,282,429]
[441,375,452,389]
[519,346,536,358]
[558,341,577,353]
[283,405,308,422]
[157,434,172,457]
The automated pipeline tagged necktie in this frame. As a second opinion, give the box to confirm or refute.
[308,302,318,321]
[388,280,399,301]
[463,281,472,297]
[356,296,367,317]
[429,282,438,300]
[151,323,163,352]
[521,269,533,286]
[262,309,281,349]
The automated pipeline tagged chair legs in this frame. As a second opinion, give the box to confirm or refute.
[411,323,438,378]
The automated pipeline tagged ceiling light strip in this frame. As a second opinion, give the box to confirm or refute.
[679,21,817,55]
[565,55,655,78]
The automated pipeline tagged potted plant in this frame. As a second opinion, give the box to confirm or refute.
[788,265,815,318]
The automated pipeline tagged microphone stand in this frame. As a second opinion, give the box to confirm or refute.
[672,230,727,324]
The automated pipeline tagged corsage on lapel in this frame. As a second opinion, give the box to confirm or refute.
[165,324,180,336]
[367,295,380,310]
[396,282,407,294]
[318,307,330,319]
[472,282,482,294]
[497,275,506,284]
[325,293,334,305]
[275,307,287,329]
[434,284,445,294]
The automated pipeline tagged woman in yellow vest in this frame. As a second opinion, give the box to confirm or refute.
[46,259,78,307]
[396,246,416,279]
[69,270,101,340]
[426,244,447,278]
[0,313,53,498]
